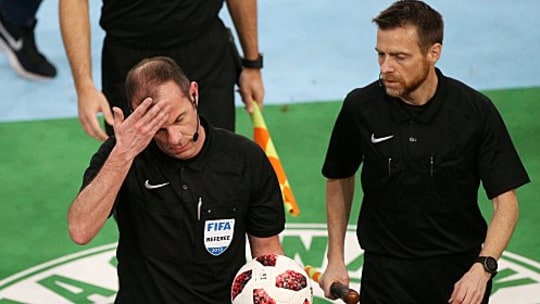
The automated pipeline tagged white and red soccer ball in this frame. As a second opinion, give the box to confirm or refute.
[231,254,313,304]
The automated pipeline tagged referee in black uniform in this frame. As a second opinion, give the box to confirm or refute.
[319,1,530,304]
[67,56,285,303]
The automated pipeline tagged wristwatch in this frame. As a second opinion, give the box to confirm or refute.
[241,53,263,69]
[476,256,498,277]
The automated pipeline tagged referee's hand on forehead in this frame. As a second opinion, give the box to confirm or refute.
[112,97,171,159]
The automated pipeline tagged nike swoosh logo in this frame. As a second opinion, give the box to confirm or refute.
[144,179,170,190]
[0,22,23,51]
[371,133,394,144]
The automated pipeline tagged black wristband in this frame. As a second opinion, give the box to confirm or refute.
[476,256,498,277]
[241,53,263,69]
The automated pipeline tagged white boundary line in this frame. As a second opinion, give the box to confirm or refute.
[0,243,117,287]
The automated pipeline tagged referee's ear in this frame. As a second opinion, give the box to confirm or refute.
[189,81,199,105]
[427,42,442,65]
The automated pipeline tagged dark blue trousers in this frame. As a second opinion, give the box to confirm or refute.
[0,0,42,27]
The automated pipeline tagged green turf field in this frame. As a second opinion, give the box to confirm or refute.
[0,87,538,303]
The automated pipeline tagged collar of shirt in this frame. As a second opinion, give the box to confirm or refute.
[386,68,447,124]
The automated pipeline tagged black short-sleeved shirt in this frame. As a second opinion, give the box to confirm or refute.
[81,118,285,303]
[322,69,530,259]
[100,0,224,48]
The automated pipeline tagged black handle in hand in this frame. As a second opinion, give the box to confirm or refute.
[330,282,360,304]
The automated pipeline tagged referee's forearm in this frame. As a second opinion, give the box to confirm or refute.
[325,177,355,262]
[480,190,519,259]
[68,147,133,245]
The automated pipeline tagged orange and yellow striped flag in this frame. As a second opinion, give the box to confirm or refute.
[249,103,300,216]
[304,265,321,282]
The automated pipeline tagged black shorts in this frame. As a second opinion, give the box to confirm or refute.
[360,249,492,304]
[101,18,241,134]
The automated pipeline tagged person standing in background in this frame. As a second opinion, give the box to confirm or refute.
[60,0,264,141]
[0,0,57,80]
[319,1,530,303]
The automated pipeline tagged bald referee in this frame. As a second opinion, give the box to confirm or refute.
[67,56,285,303]
[319,1,530,304]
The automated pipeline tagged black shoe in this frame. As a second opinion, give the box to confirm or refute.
[0,15,57,80]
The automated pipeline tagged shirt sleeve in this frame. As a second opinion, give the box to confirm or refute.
[322,92,364,178]
[477,100,530,199]
[245,142,286,238]
[79,137,119,218]
[81,137,117,190]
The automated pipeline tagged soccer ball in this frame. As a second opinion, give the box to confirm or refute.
[231,254,313,304]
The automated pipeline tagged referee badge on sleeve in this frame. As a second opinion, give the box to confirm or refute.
[204,219,235,256]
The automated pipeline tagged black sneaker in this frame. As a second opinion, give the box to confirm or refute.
[0,15,57,80]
